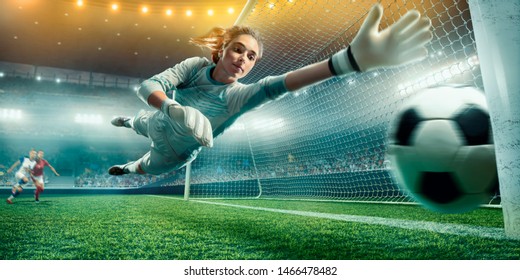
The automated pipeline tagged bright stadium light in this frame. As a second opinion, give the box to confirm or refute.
[248,117,286,132]
[74,113,103,124]
[1,108,22,121]
[227,122,245,132]
[397,58,480,95]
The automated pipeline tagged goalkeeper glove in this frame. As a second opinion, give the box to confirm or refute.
[330,4,432,74]
[162,101,214,148]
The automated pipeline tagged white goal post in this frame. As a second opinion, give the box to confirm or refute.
[468,0,520,239]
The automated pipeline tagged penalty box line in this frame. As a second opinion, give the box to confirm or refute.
[147,195,509,240]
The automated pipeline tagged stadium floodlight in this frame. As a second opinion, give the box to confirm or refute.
[0,108,22,121]
[247,117,285,132]
[397,58,479,95]
[74,113,103,124]
[226,122,245,132]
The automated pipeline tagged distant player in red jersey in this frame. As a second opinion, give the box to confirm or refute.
[32,150,60,203]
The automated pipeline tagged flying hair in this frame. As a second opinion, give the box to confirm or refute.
[190,26,263,63]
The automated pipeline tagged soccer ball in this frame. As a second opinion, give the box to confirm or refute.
[386,85,498,213]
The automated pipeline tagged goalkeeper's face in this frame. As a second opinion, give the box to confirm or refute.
[217,34,259,82]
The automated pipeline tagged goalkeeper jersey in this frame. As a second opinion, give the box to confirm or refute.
[138,56,289,138]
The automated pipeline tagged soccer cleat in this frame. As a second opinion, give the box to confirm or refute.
[110,116,131,128]
[108,164,130,176]
[6,198,13,204]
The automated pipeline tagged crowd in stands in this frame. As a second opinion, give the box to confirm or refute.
[73,151,387,188]
[1,143,388,189]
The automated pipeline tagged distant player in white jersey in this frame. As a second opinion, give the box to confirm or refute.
[109,4,432,177]
[6,149,37,204]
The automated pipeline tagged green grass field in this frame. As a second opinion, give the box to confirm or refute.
[1,194,519,260]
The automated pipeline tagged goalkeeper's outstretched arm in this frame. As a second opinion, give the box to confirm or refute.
[285,4,432,92]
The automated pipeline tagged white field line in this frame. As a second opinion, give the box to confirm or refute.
[148,195,510,240]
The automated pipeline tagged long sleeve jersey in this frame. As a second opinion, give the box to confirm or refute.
[138,57,289,138]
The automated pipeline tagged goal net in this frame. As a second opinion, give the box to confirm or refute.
[185,0,483,201]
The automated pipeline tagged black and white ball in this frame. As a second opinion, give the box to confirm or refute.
[387,85,498,213]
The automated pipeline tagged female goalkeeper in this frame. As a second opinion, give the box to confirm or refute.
[109,4,432,176]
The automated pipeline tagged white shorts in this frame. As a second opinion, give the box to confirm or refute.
[15,171,29,181]
[15,171,31,186]
[33,175,44,186]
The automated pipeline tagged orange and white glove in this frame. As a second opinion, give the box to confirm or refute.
[330,4,432,74]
